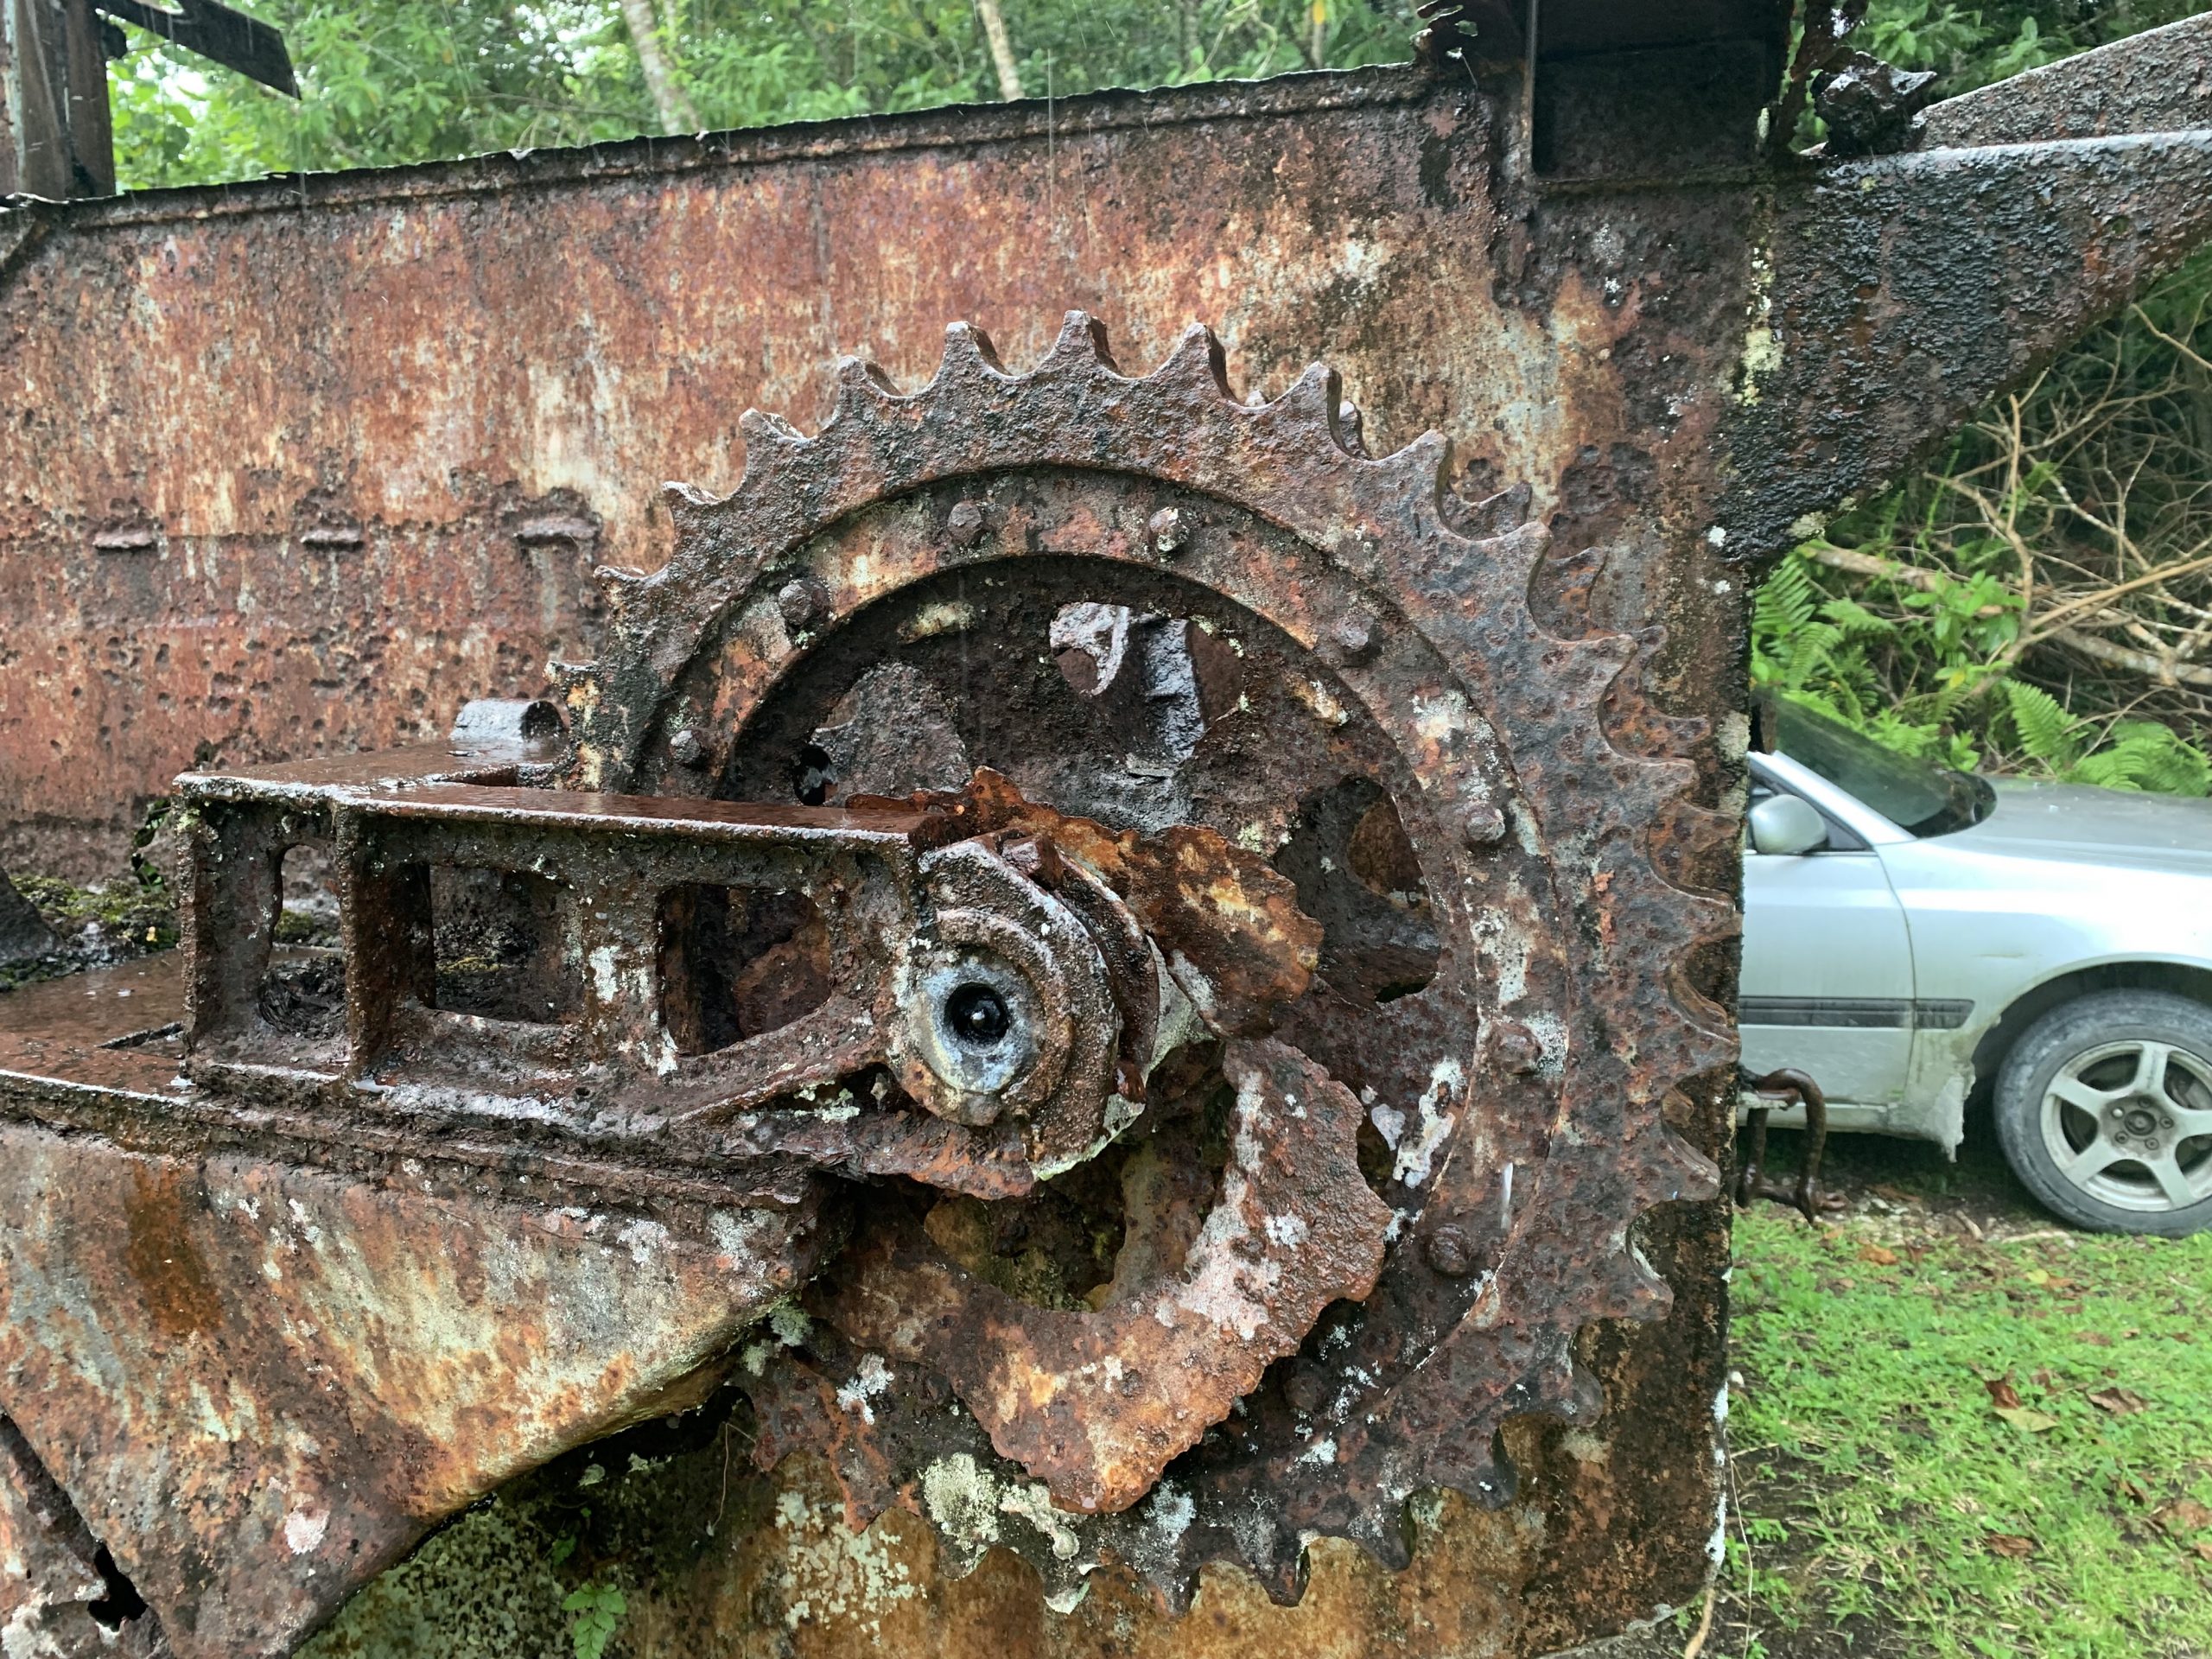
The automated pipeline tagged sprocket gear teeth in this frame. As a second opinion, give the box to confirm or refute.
[560,312,1732,1609]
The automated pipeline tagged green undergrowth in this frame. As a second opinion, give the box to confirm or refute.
[10,872,175,942]
[1726,1162,2212,1658]
[0,871,177,989]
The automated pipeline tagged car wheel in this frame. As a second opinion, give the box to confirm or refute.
[1994,989,2212,1236]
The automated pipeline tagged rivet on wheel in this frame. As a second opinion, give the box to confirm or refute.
[777,577,829,632]
[1147,505,1191,558]
[1425,1224,1478,1277]
[1491,1018,1541,1076]
[1332,609,1378,663]
[1462,801,1508,849]
[947,499,987,548]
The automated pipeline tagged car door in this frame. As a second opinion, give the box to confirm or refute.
[1740,765,1919,1107]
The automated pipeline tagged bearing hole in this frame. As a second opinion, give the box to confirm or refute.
[792,742,835,806]
[945,982,1010,1047]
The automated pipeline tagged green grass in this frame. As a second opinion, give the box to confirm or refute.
[1721,1141,2212,1659]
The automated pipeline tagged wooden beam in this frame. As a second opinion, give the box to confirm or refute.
[0,0,113,198]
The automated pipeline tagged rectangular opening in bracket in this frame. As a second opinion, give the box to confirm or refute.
[256,842,346,1040]
[428,866,580,1024]
[657,884,831,1056]
[1532,39,1772,178]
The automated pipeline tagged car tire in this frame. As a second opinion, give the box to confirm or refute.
[1994,989,2212,1236]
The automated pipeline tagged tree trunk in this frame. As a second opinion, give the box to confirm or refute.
[975,0,1025,100]
[619,0,699,135]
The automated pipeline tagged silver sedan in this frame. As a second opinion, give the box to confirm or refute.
[1741,698,2212,1235]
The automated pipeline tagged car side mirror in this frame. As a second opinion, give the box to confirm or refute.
[1749,794,1829,856]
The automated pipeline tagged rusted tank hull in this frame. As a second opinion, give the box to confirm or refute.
[2,65,1745,1652]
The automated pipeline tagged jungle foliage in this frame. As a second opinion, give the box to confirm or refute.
[1752,238,2212,798]
[101,0,2212,793]
[107,1,1427,183]
[1753,1,2212,795]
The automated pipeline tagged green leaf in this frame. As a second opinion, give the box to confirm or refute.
[2001,682,2081,772]
[563,1583,627,1659]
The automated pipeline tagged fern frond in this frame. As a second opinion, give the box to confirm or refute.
[2002,681,2082,772]
[1820,595,1895,637]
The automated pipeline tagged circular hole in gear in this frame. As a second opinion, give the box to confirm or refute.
[791,742,834,805]
[944,982,1011,1047]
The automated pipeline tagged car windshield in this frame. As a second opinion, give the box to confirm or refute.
[1770,698,1991,837]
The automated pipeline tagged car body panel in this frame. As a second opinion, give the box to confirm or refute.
[1741,842,1916,1104]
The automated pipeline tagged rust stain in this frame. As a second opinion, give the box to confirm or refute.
[822,1039,1389,1515]
[122,1167,223,1341]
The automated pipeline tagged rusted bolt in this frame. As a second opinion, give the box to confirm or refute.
[1462,801,1507,848]
[1332,609,1378,663]
[669,728,709,769]
[947,499,987,548]
[1147,505,1191,558]
[1284,1367,1330,1414]
[1491,1018,1541,1076]
[1425,1225,1478,1277]
[777,577,829,632]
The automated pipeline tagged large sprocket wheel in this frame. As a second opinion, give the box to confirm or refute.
[561,314,1730,1607]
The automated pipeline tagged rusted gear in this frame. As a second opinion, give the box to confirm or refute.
[560,313,1731,1607]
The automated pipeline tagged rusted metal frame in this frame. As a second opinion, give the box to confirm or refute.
[322,785,915,1102]
[0,64,1435,243]
[1916,10,2212,149]
[178,762,964,1164]
[0,0,111,198]
[171,746,1178,1218]
[1720,127,2212,561]
[93,0,295,97]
